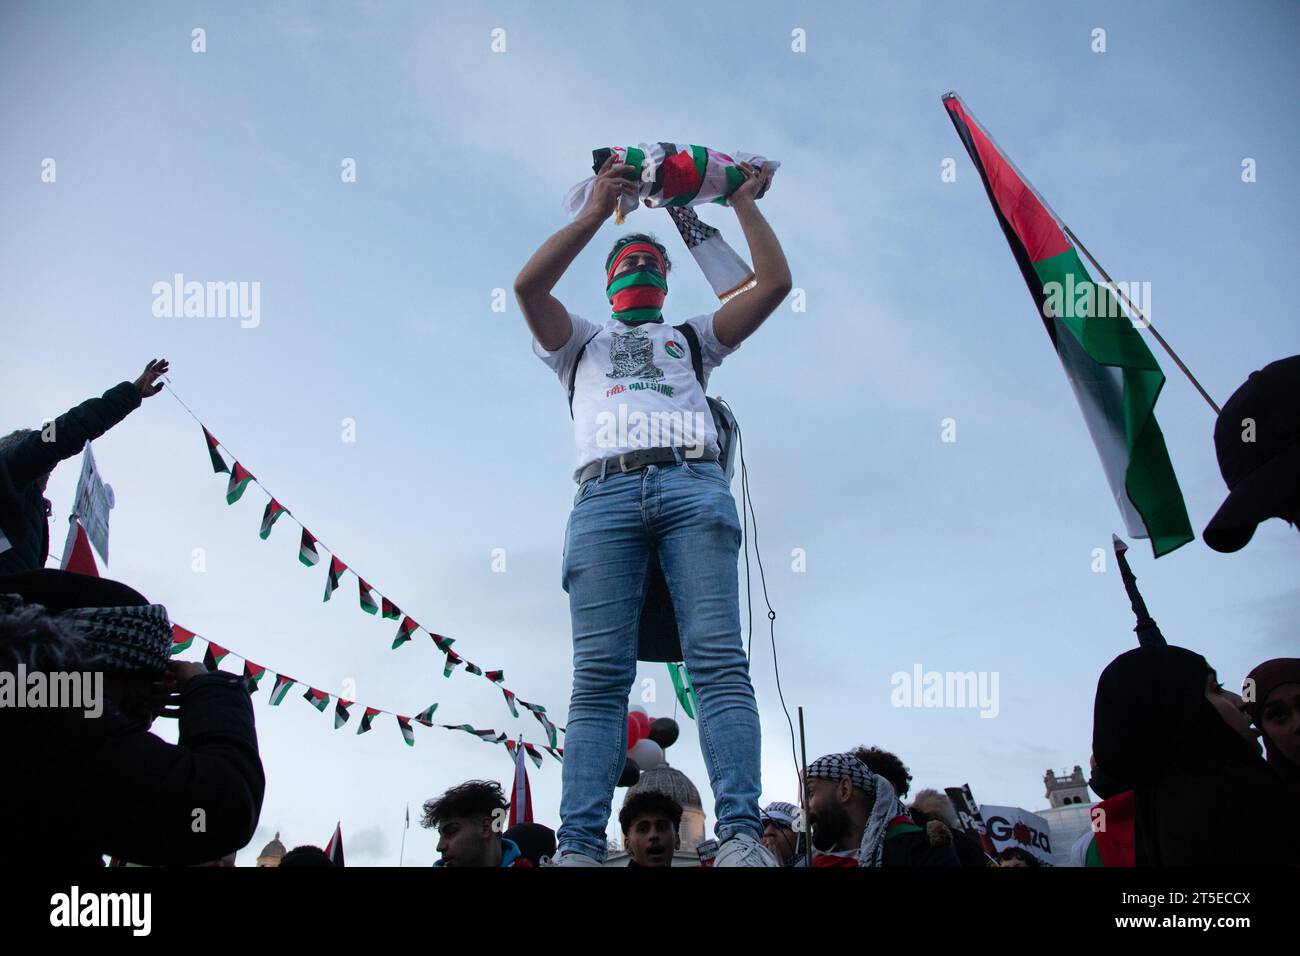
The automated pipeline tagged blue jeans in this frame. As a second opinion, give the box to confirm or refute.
[556,452,763,860]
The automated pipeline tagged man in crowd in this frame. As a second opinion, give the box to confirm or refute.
[910,788,991,867]
[851,744,912,800]
[516,154,789,867]
[0,359,168,574]
[0,569,265,866]
[619,791,682,868]
[803,753,960,867]
[424,780,532,867]
[760,801,802,866]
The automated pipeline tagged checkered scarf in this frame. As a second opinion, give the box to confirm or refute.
[58,603,173,674]
[806,753,909,867]
[761,801,799,829]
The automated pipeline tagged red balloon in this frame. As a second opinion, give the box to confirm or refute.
[627,713,648,748]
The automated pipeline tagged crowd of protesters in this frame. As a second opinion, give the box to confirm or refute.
[0,356,1296,867]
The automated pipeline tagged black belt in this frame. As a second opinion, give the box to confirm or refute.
[577,446,717,485]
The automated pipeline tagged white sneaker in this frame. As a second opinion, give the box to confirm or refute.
[713,832,779,867]
[542,850,604,867]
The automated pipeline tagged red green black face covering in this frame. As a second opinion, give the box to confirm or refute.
[606,242,667,324]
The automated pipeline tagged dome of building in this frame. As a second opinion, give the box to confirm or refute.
[623,764,703,810]
[256,832,287,867]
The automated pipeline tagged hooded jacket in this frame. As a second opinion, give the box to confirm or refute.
[1093,645,1300,866]
[0,382,141,574]
[2,670,265,866]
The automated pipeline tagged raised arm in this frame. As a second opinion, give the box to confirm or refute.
[713,162,793,349]
[514,155,635,350]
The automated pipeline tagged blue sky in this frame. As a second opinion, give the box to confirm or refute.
[2,0,1296,865]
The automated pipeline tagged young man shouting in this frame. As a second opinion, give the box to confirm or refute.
[516,155,790,866]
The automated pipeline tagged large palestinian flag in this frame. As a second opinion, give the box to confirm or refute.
[943,93,1193,556]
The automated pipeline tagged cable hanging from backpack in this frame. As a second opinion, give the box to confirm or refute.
[717,398,801,798]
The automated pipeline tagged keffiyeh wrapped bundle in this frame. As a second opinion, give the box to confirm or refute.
[563,143,779,303]
[563,143,779,223]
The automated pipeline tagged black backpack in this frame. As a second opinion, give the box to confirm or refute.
[566,321,738,662]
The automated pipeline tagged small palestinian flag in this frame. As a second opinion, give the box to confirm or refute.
[507,741,542,769]
[429,633,455,654]
[202,426,229,474]
[544,746,565,762]
[299,529,321,567]
[171,624,197,656]
[414,703,438,726]
[357,706,381,735]
[446,724,507,744]
[243,660,267,694]
[484,669,505,684]
[259,498,288,540]
[304,686,331,712]
[323,556,346,602]
[464,660,484,678]
[203,641,229,671]
[380,597,401,621]
[392,615,419,650]
[226,462,255,504]
[502,688,520,718]
[668,661,698,720]
[397,715,415,747]
[269,674,296,705]
[530,708,559,749]
[442,649,463,679]
[357,578,379,615]
[334,698,353,729]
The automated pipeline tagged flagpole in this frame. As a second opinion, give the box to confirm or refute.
[1062,225,1221,415]
[797,706,815,867]
[399,803,408,867]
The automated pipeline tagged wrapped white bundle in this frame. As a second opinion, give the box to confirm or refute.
[563,143,779,302]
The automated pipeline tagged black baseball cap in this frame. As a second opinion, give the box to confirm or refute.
[1203,355,1300,552]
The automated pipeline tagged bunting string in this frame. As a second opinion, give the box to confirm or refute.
[161,377,564,746]
[170,621,563,763]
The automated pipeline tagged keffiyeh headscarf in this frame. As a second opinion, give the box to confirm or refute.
[605,239,667,325]
[761,801,799,829]
[59,604,173,674]
[806,753,911,867]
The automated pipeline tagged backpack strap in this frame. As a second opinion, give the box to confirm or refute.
[674,322,706,390]
[566,329,602,419]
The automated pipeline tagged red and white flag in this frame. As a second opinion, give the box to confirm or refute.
[508,740,533,828]
[324,822,345,866]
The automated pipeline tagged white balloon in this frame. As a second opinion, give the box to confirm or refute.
[629,738,664,771]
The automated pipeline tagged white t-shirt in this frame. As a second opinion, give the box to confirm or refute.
[533,310,736,479]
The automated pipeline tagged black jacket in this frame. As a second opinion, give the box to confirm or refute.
[883,819,961,867]
[1093,645,1300,866]
[0,382,141,574]
[2,670,265,866]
